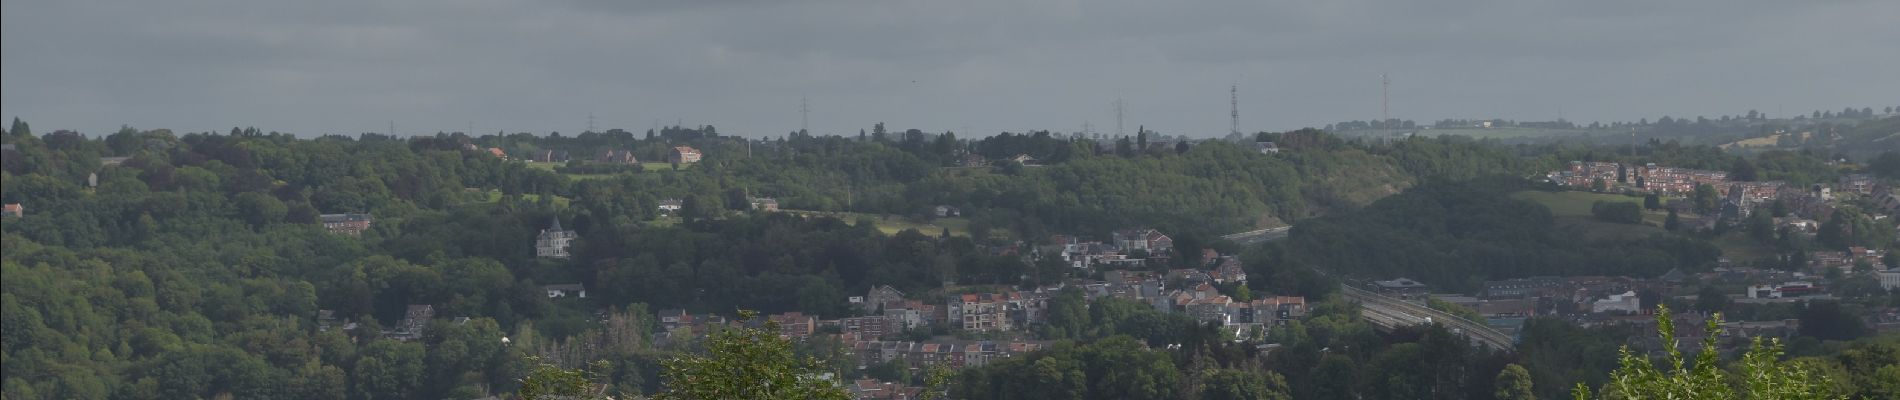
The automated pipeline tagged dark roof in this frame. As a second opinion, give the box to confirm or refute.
[320,213,373,223]
[1374,278,1428,288]
[543,283,586,291]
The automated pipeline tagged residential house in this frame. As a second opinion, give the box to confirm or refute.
[1254,141,1280,154]
[768,312,816,338]
[882,300,938,329]
[1873,188,1900,215]
[1632,163,1728,195]
[657,309,692,331]
[1244,296,1308,325]
[1781,189,1837,220]
[1,203,20,218]
[934,205,960,217]
[835,316,897,339]
[1199,248,1221,266]
[1849,246,1886,265]
[391,304,435,340]
[1211,256,1247,284]
[486,147,507,159]
[1183,295,1235,324]
[1810,251,1851,272]
[1591,291,1641,314]
[948,293,1020,332]
[655,310,731,337]
[1006,154,1040,166]
[536,218,577,258]
[597,149,638,164]
[320,213,374,236]
[1055,237,1132,269]
[1167,269,1214,287]
[668,146,702,164]
[543,283,586,298]
[749,197,780,212]
[1842,174,1878,195]
[658,199,683,213]
[866,285,907,310]
[1112,228,1174,254]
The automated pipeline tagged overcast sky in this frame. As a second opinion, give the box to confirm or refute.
[4,0,1896,138]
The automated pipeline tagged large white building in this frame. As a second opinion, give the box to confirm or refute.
[1592,291,1642,314]
[1880,269,1900,290]
[536,218,577,258]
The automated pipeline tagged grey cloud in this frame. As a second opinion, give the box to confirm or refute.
[3,0,1896,138]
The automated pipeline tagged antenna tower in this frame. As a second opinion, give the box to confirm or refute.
[800,97,810,132]
[1114,99,1126,137]
[1231,85,1240,136]
[388,121,395,136]
[587,113,596,133]
[1381,74,1391,139]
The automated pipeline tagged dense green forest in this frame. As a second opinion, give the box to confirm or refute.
[3,116,1893,399]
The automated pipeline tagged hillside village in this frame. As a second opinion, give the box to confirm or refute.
[1538,160,1900,334]
[5,118,1897,399]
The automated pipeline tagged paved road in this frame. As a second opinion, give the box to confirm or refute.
[1219,226,1291,246]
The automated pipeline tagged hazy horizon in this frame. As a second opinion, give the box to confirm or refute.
[4,0,1896,138]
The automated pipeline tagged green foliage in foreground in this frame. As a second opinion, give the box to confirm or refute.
[1572,306,1840,400]
[517,310,853,400]
[651,311,852,400]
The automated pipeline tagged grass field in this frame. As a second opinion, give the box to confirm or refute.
[1514,190,1673,239]
[522,161,681,178]
[465,189,571,208]
[1518,190,1779,262]
[642,162,682,172]
[1510,190,1649,217]
[1720,132,1809,150]
[1550,217,1666,242]
[1710,233,1778,264]
[781,210,977,237]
